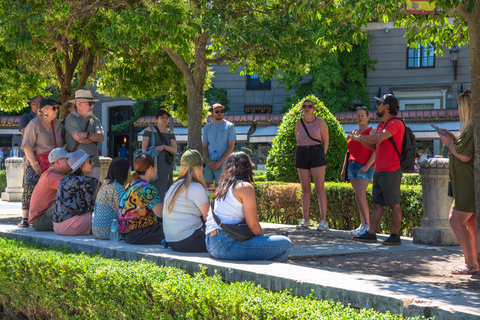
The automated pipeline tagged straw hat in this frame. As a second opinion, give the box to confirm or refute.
[68,90,98,103]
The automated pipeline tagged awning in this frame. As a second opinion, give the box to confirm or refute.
[250,126,278,143]
[138,126,252,143]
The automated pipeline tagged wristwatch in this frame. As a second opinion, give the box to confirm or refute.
[86,132,90,139]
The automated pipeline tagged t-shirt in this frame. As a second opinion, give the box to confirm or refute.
[375,117,405,173]
[162,180,209,242]
[21,118,65,165]
[296,117,323,146]
[64,112,103,167]
[118,179,161,234]
[92,182,124,231]
[202,120,236,162]
[348,127,376,167]
[53,175,97,223]
[19,111,36,132]
[118,147,128,158]
[28,168,64,224]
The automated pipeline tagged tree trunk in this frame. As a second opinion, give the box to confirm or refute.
[185,76,204,152]
[467,4,480,217]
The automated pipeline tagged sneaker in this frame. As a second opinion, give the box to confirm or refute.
[352,231,377,243]
[17,218,29,228]
[295,219,309,230]
[382,233,401,245]
[358,224,370,236]
[350,225,363,235]
[317,220,329,231]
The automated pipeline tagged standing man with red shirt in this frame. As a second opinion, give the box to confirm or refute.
[348,94,405,245]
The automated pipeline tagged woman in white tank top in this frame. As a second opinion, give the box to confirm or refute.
[205,152,291,262]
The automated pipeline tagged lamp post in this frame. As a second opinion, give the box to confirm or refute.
[449,46,459,80]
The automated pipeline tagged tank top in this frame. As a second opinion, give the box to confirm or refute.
[348,127,376,167]
[205,183,244,234]
[297,117,323,146]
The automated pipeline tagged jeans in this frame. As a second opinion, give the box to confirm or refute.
[206,229,291,263]
[347,160,375,182]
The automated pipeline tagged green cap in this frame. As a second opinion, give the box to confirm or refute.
[181,150,203,168]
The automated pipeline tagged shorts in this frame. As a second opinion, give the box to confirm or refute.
[295,144,327,169]
[372,168,402,207]
[204,162,226,184]
[347,160,375,182]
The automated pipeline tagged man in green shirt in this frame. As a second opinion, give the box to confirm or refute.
[65,90,104,180]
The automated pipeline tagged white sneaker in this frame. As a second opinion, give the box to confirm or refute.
[317,220,329,231]
[295,219,309,230]
[357,224,370,236]
[351,225,363,235]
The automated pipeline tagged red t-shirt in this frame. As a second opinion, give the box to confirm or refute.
[28,168,64,224]
[375,117,405,173]
[348,127,376,167]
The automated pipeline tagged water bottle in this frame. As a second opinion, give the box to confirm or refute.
[213,150,218,162]
[111,219,119,241]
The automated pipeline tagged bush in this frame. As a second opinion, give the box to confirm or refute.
[0,170,5,193]
[0,238,422,320]
[402,173,421,186]
[265,95,347,182]
[255,182,423,236]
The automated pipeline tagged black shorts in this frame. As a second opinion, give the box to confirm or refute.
[295,144,327,169]
[372,168,402,206]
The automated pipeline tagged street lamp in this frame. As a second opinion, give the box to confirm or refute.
[449,46,459,80]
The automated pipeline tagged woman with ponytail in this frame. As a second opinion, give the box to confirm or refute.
[118,154,164,244]
[163,150,209,252]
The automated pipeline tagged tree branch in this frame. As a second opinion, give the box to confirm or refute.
[206,55,237,65]
[163,45,192,77]
[456,3,470,21]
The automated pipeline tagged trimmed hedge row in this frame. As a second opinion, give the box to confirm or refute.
[0,238,424,320]
[255,182,423,236]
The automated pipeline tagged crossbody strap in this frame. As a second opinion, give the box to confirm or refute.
[210,198,225,227]
[51,122,58,148]
[383,117,402,159]
[154,126,170,147]
[72,120,90,152]
[300,118,322,144]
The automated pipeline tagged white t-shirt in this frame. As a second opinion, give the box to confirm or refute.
[162,180,209,242]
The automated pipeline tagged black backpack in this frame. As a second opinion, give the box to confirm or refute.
[384,117,416,173]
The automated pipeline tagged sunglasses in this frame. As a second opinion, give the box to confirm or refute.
[302,104,314,109]
[214,110,224,114]
[51,106,59,111]
[356,106,367,110]
[80,101,95,106]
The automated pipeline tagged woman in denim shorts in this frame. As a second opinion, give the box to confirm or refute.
[341,106,376,236]
[294,100,329,231]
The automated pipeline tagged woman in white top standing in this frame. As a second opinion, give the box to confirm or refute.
[205,152,291,262]
[163,150,209,252]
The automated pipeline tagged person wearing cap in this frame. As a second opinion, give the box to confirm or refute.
[349,94,405,245]
[118,154,164,244]
[28,148,72,231]
[202,103,236,187]
[141,109,177,200]
[162,150,209,252]
[19,98,65,228]
[19,95,44,137]
[64,89,104,181]
[53,149,97,236]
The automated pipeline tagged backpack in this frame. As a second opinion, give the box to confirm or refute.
[384,117,416,173]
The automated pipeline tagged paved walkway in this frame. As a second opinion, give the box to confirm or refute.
[0,200,479,319]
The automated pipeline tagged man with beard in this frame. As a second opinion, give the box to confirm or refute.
[348,94,405,245]
[202,103,236,187]
[65,90,104,180]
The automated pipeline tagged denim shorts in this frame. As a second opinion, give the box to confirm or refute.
[204,162,225,184]
[347,160,375,182]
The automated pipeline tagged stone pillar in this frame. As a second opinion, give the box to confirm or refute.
[1,157,25,201]
[412,157,458,246]
[99,156,112,184]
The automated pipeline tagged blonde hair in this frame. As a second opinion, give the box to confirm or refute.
[458,91,473,135]
[165,165,206,214]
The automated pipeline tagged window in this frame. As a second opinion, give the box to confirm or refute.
[407,43,435,68]
[246,74,271,90]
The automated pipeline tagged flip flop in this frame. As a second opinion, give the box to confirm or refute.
[451,264,480,275]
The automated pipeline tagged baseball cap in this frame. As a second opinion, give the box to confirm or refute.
[374,94,398,110]
[48,148,70,164]
[67,150,94,173]
[180,150,203,168]
[40,98,59,109]
[212,103,225,110]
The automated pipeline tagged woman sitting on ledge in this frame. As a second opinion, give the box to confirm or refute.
[163,150,209,252]
[118,154,164,244]
[53,150,97,236]
[205,151,291,262]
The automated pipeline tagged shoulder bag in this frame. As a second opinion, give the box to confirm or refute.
[210,198,255,241]
[141,127,159,182]
[155,126,175,165]
[36,122,58,171]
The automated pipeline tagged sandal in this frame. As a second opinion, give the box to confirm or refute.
[17,218,29,228]
[451,264,480,275]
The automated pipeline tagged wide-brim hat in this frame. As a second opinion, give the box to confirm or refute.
[212,103,225,110]
[67,150,94,173]
[48,147,70,164]
[68,90,98,103]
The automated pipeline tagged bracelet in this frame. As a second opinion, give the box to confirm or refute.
[358,135,362,141]
[30,161,39,167]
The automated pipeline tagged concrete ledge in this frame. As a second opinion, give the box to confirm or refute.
[0,224,479,320]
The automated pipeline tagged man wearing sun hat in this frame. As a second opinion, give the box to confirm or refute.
[28,148,73,231]
[202,103,236,187]
[64,89,104,180]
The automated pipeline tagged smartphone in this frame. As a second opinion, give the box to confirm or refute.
[431,123,448,136]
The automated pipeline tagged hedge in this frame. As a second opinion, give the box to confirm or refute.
[255,182,423,236]
[0,238,425,320]
[0,170,5,193]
